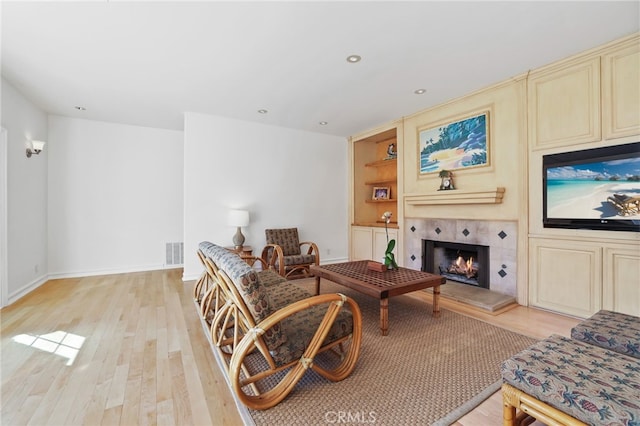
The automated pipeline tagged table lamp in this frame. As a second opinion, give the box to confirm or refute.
[228,209,250,249]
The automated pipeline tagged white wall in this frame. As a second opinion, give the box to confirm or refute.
[1,78,49,304]
[183,112,348,280]
[48,116,184,277]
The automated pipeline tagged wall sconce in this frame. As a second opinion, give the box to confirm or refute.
[228,209,250,249]
[26,140,46,158]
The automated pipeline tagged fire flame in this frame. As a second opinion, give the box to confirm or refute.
[451,256,477,278]
[455,256,474,271]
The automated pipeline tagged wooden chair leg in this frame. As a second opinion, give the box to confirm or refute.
[502,383,518,426]
[503,402,516,426]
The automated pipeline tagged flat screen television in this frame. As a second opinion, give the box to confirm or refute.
[543,142,640,232]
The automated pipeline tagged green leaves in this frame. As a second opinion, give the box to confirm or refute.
[384,239,398,270]
[385,239,395,253]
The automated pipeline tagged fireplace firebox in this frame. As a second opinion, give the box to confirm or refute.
[422,240,490,289]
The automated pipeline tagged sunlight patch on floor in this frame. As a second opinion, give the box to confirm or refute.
[12,330,85,366]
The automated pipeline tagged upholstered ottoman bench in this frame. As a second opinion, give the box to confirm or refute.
[571,310,640,359]
[501,334,640,426]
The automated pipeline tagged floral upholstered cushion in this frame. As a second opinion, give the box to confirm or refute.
[256,270,289,287]
[231,277,289,349]
[262,278,354,367]
[266,279,314,311]
[198,241,219,258]
[571,310,640,359]
[265,228,301,256]
[278,254,316,267]
[501,334,640,425]
[268,302,354,368]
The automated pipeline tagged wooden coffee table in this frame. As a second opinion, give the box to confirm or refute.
[310,261,446,336]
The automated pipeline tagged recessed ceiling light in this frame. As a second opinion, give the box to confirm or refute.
[319,121,328,126]
[257,109,268,114]
[414,89,426,95]
[74,106,86,111]
[346,55,361,63]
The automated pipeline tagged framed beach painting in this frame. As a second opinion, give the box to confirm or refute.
[419,111,489,175]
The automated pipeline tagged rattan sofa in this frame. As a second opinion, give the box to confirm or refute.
[501,310,640,425]
[194,241,362,410]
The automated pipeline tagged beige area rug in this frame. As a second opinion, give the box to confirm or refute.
[235,279,537,426]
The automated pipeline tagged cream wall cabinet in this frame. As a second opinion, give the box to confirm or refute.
[528,57,601,150]
[351,226,374,260]
[529,238,602,318]
[603,247,640,316]
[351,226,398,262]
[602,40,640,139]
[528,35,640,150]
[530,238,639,318]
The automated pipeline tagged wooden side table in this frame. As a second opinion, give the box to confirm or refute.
[224,245,265,269]
[226,245,253,259]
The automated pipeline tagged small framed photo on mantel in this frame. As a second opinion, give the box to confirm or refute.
[373,186,390,200]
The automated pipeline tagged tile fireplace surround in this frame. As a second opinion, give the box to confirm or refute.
[403,218,517,297]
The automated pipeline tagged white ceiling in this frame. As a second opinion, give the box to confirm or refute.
[2,1,639,137]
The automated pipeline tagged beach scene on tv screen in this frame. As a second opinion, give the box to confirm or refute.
[547,157,640,219]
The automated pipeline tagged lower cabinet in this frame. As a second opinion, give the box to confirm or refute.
[603,247,640,315]
[351,226,398,263]
[529,238,639,317]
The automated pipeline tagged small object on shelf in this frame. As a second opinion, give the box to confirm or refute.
[438,170,455,191]
[367,261,387,272]
[373,186,390,200]
[386,143,397,159]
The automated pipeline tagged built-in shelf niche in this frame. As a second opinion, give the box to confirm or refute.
[352,128,398,228]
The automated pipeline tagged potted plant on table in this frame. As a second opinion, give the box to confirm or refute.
[381,211,398,270]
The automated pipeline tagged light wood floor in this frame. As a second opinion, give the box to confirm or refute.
[1,269,581,425]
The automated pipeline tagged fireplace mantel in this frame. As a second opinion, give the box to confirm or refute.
[404,187,505,206]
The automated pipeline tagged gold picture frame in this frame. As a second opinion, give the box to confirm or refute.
[373,186,390,200]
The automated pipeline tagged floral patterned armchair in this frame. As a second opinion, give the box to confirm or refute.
[261,228,319,280]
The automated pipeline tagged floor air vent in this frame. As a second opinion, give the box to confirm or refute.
[166,242,184,265]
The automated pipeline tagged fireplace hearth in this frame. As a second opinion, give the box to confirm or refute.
[422,240,490,289]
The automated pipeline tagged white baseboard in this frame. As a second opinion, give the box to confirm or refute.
[2,265,184,309]
[47,263,182,280]
[320,256,348,265]
[7,274,48,306]
[182,272,200,282]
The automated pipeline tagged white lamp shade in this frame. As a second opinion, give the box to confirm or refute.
[32,140,46,151]
[228,209,249,227]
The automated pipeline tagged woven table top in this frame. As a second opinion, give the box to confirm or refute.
[311,261,445,298]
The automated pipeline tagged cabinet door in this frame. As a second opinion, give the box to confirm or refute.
[351,227,373,261]
[529,238,602,318]
[603,247,640,316]
[528,57,601,150]
[373,228,398,263]
[603,41,640,139]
